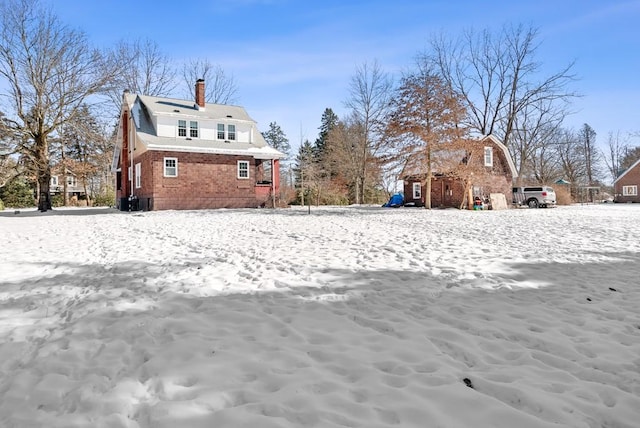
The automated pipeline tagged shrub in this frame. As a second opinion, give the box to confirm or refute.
[0,199,4,211]
[555,185,572,205]
[0,177,35,208]
[93,189,115,207]
[51,194,64,207]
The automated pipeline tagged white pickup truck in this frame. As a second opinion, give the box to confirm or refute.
[512,186,557,208]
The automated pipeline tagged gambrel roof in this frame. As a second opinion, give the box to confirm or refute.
[400,134,517,178]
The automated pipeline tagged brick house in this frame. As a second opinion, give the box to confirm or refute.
[112,80,285,211]
[613,158,640,203]
[402,135,517,209]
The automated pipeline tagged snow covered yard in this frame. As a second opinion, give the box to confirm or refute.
[1,204,639,428]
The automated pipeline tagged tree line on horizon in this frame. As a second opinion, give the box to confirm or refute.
[0,0,638,210]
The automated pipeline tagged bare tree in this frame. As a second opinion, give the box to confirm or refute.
[344,60,393,204]
[509,99,565,184]
[386,63,468,209]
[602,131,628,183]
[58,104,111,206]
[430,25,577,153]
[554,128,586,199]
[182,59,238,104]
[579,123,599,185]
[0,0,117,211]
[106,38,176,112]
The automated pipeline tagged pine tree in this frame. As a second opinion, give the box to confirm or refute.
[262,122,290,157]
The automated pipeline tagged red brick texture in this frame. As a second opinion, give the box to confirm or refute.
[131,151,272,210]
[404,140,514,209]
[614,162,640,203]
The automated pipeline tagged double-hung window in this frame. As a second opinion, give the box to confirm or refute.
[228,124,236,141]
[178,120,187,137]
[622,185,638,196]
[135,163,141,188]
[51,176,58,186]
[164,157,178,177]
[484,147,493,167]
[237,160,249,179]
[217,124,225,140]
[67,176,76,187]
[412,182,421,199]
[189,121,198,138]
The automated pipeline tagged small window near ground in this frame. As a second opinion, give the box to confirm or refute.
[237,160,249,179]
[178,120,187,137]
[412,182,421,199]
[217,123,225,140]
[190,121,198,138]
[135,163,141,188]
[164,157,178,177]
[228,124,236,141]
[484,146,493,167]
[622,185,638,196]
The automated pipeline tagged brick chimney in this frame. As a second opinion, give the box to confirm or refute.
[195,79,205,109]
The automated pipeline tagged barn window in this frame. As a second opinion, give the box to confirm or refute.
[622,185,637,196]
[412,182,421,199]
[484,147,493,167]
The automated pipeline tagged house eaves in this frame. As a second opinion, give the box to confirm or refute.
[613,158,640,184]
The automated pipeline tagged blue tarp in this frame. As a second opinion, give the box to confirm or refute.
[383,193,404,207]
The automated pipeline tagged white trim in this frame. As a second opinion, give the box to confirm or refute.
[237,160,250,179]
[622,185,637,196]
[145,143,286,159]
[482,135,517,177]
[164,157,178,177]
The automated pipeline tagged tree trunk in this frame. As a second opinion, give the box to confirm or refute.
[424,145,432,209]
[35,137,52,212]
[37,168,52,211]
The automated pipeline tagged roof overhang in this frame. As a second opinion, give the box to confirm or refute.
[614,158,640,184]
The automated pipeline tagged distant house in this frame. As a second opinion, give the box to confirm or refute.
[50,167,86,199]
[613,158,640,203]
[402,135,517,209]
[112,80,285,211]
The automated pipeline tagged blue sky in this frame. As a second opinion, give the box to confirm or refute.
[51,0,639,151]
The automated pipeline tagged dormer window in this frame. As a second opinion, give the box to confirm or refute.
[217,124,225,140]
[190,121,198,138]
[178,120,187,137]
[228,124,236,141]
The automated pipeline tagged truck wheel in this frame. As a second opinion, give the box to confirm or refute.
[527,199,539,208]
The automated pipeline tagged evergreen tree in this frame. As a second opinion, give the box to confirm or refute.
[0,176,35,208]
[262,122,290,157]
[314,108,338,159]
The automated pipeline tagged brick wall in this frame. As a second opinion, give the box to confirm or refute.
[132,150,268,210]
[615,163,640,203]
[403,139,514,209]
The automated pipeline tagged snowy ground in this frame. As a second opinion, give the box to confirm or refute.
[1,204,639,428]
